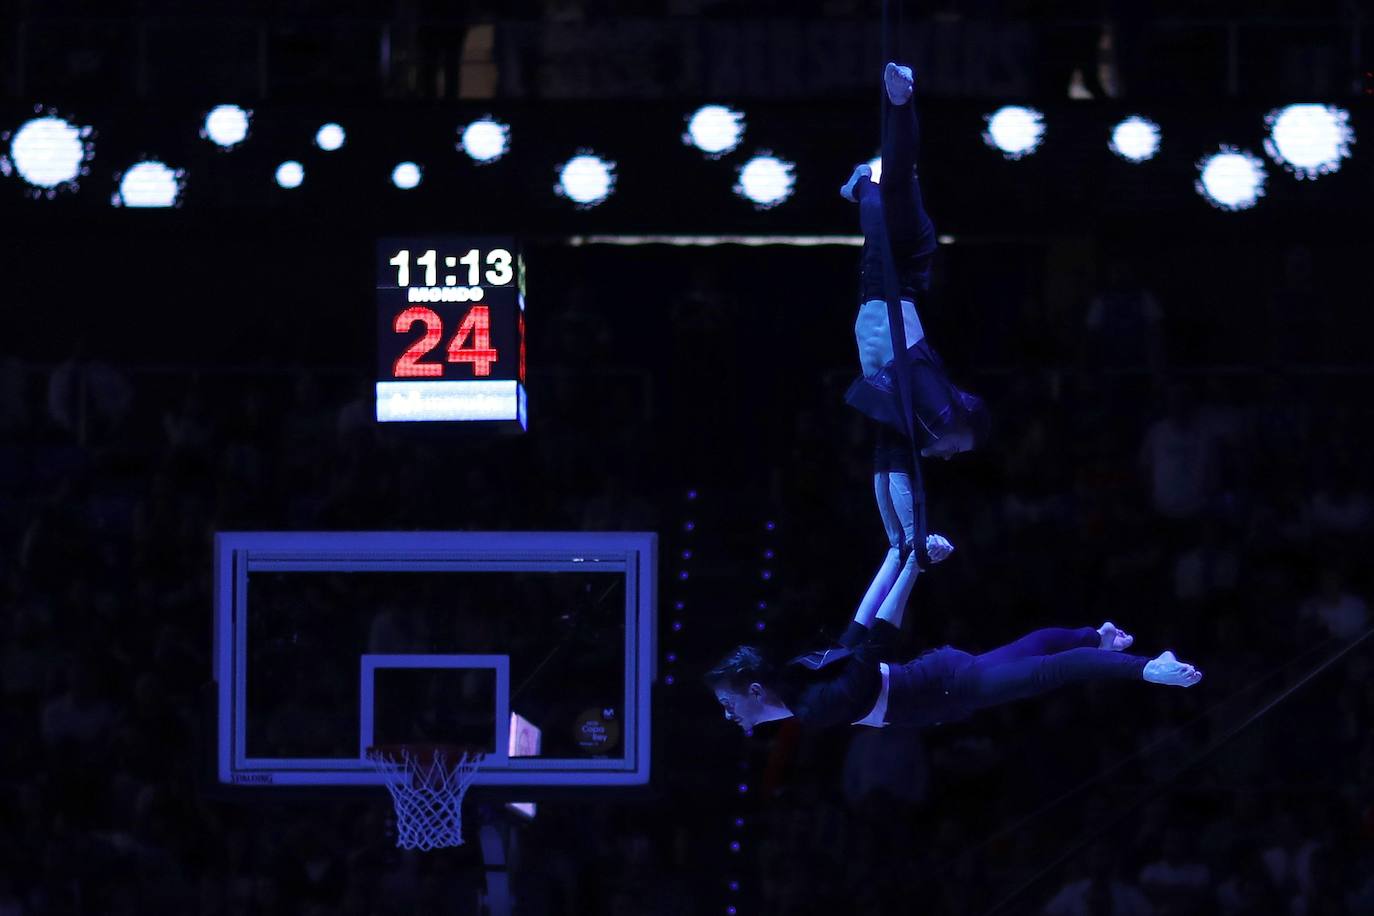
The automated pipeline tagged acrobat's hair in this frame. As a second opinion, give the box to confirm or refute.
[703,645,778,692]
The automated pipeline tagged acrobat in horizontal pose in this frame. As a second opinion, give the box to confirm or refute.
[707,613,1203,734]
[840,61,989,641]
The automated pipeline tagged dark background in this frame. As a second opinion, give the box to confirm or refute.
[2,2,1373,914]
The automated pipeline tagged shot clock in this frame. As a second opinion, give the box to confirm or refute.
[375,237,526,428]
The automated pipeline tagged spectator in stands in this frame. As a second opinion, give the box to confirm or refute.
[1138,827,1211,912]
[1083,258,1164,384]
[46,340,134,447]
[1042,843,1153,916]
[1299,568,1369,640]
[1140,382,1218,524]
[40,661,116,749]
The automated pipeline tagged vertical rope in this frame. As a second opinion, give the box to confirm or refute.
[878,0,927,560]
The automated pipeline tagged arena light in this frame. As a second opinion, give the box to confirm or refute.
[983,106,1045,159]
[1264,104,1353,179]
[1,112,94,196]
[1109,116,1160,163]
[867,155,882,184]
[315,122,346,152]
[391,161,422,190]
[1195,147,1266,211]
[275,161,304,189]
[112,160,184,208]
[683,105,745,158]
[734,153,795,209]
[555,153,616,208]
[201,104,251,150]
[458,117,510,164]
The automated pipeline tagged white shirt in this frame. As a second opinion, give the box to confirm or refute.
[852,662,891,727]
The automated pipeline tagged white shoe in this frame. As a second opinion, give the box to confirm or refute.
[1142,650,1203,687]
[840,163,872,202]
[1097,621,1134,652]
[885,62,914,105]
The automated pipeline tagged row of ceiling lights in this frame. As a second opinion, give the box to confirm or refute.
[0,102,1355,212]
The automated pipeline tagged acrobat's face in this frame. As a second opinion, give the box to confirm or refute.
[714,685,767,733]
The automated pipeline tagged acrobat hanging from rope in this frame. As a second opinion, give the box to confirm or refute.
[706,63,1202,736]
[835,59,989,655]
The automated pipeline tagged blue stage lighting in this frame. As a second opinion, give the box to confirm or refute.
[3,114,92,196]
[113,160,183,208]
[1109,116,1160,163]
[866,155,882,184]
[734,154,795,209]
[391,161,422,190]
[1264,104,1353,179]
[315,123,346,151]
[275,161,304,189]
[556,153,616,207]
[1195,147,1266,211]
[202,104,251,149]
[459,117,510,163]
[684,105,745,157]
[983,106,1045,159]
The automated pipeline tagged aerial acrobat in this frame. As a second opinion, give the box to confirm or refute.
[707,62,1202,735]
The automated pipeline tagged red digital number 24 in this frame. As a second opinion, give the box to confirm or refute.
[393,306,498,378]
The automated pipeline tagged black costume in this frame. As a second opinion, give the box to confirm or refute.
[844,78,990,459]
[779,621,1149,729]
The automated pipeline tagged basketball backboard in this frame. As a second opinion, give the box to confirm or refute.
[213,531,656,791]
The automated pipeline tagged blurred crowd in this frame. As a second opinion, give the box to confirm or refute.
[10,0,1361,102]
[739,354,1374,914]
[2,233,1373,914]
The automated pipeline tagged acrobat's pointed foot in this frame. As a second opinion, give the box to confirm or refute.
[885,62,914,105]
[840,162,872,202]
[1097,621,1134,652]
[1143,650,1203,687]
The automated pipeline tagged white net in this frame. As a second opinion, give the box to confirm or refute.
[368,747,485,851]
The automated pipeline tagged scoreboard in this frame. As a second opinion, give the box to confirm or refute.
[375,236,526,428]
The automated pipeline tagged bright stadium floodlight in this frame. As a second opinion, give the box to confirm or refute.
[391,161,422,190]
[983,106,1045,160]
[1263,104,1353,179]
[202,104,251,150]
[1109,116,1160,163]
[275,161,304,189]
[683,105,745,158]
[1195,147,1266,211]
[112,160,184,208]
[2,112,94,196]
[458,117,510,164]
[315,122,346,152]
[555,153,616,208]
[734,153,795,209]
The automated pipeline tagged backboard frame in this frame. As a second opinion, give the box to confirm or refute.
[213,530,656,791]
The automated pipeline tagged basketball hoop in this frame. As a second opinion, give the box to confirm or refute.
[367,744,485,851]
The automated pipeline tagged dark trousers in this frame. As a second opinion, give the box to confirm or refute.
[857,91,933,254]
[953,627,1149,710]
